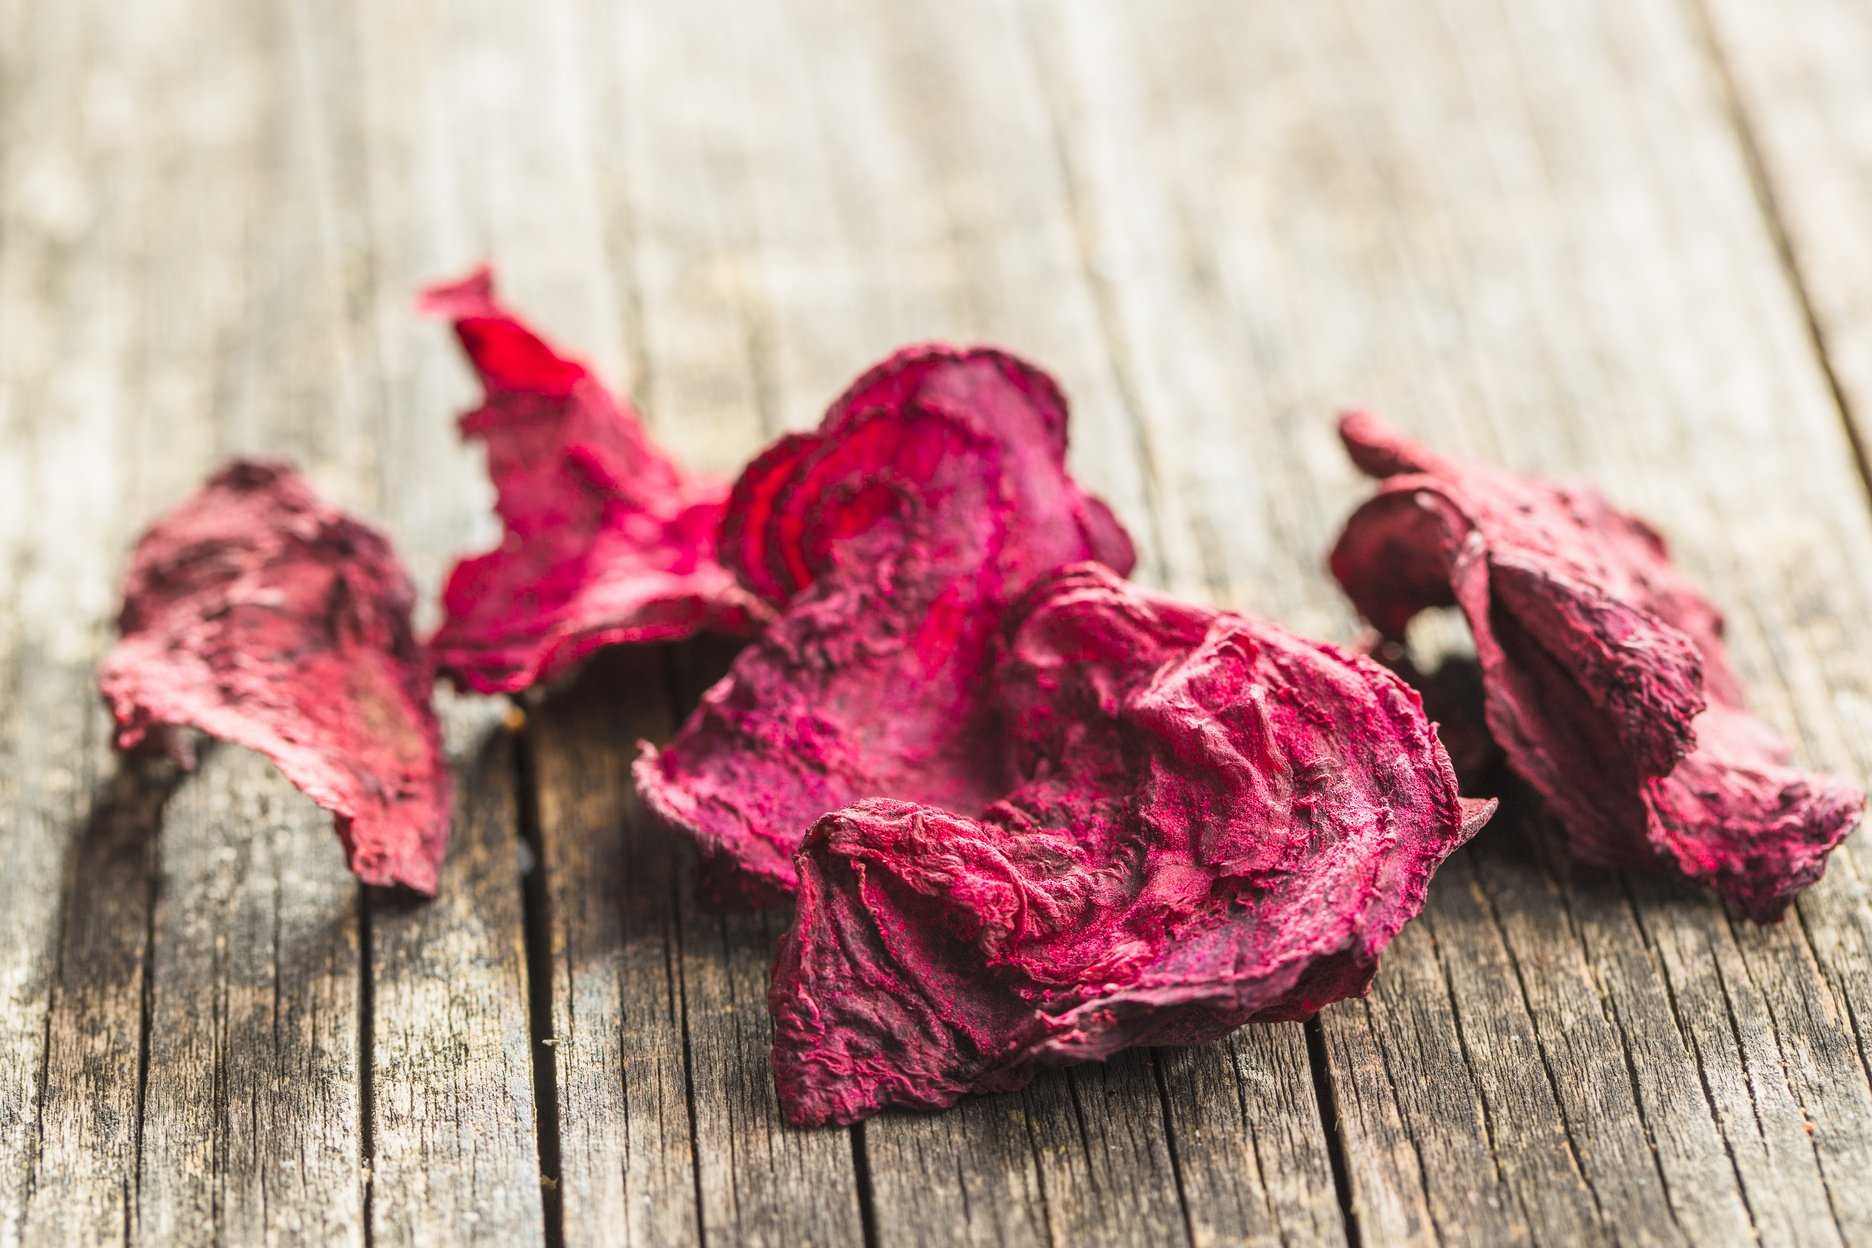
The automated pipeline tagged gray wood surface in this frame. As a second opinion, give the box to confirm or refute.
[4,0,1872,1244]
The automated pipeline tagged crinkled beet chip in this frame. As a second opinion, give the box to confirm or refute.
[635,346,1135,906]
[421,266,766,695]
[770,563,1491,1126]
[98,461,452,894]
[1329,411,1863,922]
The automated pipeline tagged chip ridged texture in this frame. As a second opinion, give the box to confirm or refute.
[422,266,766,695]
[770,563,1492,1125]
[99,461,452,893]
[635,346,1136,907]
[1329,411,1863,922]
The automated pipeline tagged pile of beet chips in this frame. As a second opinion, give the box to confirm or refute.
[100,268,1863,1126]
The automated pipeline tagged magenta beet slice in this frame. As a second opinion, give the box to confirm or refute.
[1330,411,1863,922]
[634,346,1136,907]
[770,563,1491,1125]
[98,461,452,894]
[421,265,766,695]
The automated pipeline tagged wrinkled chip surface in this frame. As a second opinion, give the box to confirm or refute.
[1330,411,1863,921]
[99,461,452,893]
[423,266,765,695]
[635,346,1135,906]
[770,563,1491,1125]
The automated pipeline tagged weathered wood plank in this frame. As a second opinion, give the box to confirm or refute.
[6,703,162,1248]
[1698,0,1872,462]
[530,639,867,1248]
[1699,0,1872,1148]
[856,1105,1051,1248]
[1463,812,1760,1245]
[0,0,213,1241]
[98,0,372,1242]
[118,0,549,1238]
[674,900,870,1246]
[365,698,544,1248]
[570,0,1347,1242]
[0,0,547,1240]
[376,0,872,1241]
[1613,873,1851,1244]
[1157,1028,1349,1246]
[1023,0,1872,1242]
[658,649,873,1248]
[319,0,555,1231]
[136,749,366,1247]
[116,2,372,1241]
[612,0,1209,1229]
[527,1,882,1242]
[527,652,701,1248]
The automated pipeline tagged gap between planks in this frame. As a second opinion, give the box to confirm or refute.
[514,718,567,1248]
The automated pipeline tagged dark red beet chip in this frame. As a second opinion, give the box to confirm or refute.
[421,265,766,695]
[770,563,1491,1126]
[1330,411,1863,922]
[635,346,1135,907]
[98,461,452,894]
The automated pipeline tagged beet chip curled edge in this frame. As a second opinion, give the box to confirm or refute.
[98,461,452,894]
[1329,411,1864,922]
[421,265,766,695]
[635,346,1136,907]
[770,563,1494,1126]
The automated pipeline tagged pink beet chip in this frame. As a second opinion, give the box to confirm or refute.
[422,265,767,695]
[98,461,452,894]
[1329,411,1863,922]
[770,563,1492,1126]
[635,346,1135,907]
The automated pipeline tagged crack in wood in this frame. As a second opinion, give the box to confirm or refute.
[515,723,566,1248]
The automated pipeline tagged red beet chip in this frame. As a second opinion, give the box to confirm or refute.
[770,563,1492,1126]
[98,461,452,894]
[635,346,1136,907]
[1365,646,1503,790]
[421,265,766,695]
[1330,411,1863,922]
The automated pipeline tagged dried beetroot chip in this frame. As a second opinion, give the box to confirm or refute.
[1330,411,1863,922]
[770,563,1491,1125]
[635,346,1136,906]
[98,461,452,894]
[421,266,766,694]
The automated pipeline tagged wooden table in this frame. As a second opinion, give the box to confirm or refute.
[6,0,1872,1244]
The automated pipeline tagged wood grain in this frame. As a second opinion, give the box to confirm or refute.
[526,652,702,1248]
[328,0,557,1225]
[366,699,544,1248]
[225,0,552,1239]
[1698,0,1872,1170]
[568,0,1346,1242]
[1698,0,1872,464]
[122,7,371,1242]
[4,0,547,1240]
[7,0,1872,1244]
[1021,0,1872,1243]
[136,749,366,1247]
[1,0,214,1240]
